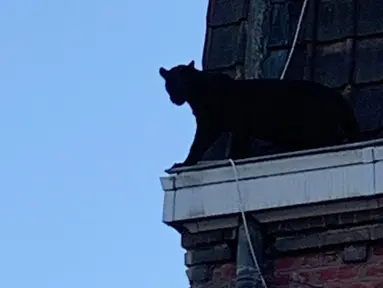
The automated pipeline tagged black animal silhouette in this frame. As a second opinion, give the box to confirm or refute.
[159,61,361,169]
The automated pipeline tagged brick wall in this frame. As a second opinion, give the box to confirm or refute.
[177,0,383,286]
[184,234,383,288]
[182,227,238,287]
[269,243,383,287]
[180,208,383,287]
[264,208,383,288]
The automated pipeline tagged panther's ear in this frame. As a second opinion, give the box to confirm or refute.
[159,67,168,79]
[188,60,195,68]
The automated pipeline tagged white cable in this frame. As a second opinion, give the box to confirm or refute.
[228,159,268,288]
[280,0,309,80]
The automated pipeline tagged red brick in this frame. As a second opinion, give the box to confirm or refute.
[275,256,297,270]
[212,263,236,281]
[367,265,383,277]
[291,271,316,287]
[326,282,372,288]
[325,283,342,288]
[300,251,340,268]
[273,273,291,285]
[346,284,373,288]
[372,244,383,256]
[319,266,359,281]
[219,263,236,280]
[270,271,314,286]
[324,283,343,288]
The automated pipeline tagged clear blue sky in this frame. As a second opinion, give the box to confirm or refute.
[0,1,207,287]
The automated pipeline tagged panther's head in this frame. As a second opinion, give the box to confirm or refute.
[159,60,197,106]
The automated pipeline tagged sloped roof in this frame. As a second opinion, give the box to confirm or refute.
[202,0,383,132]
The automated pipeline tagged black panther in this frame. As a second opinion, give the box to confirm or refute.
[159,61,361,169]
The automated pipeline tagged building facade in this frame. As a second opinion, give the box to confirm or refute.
[161,0,383,287]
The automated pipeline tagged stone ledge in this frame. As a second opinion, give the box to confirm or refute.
[275,223,383,253]
[264,205,383,234]
[161,140,383,224]
[343,244,368,263]
[182,228,237,249]
[185,243,234,266]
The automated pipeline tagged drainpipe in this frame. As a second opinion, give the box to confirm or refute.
[236,220,265,288]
